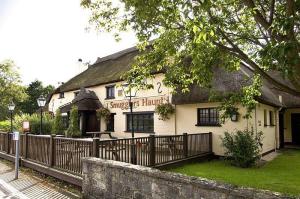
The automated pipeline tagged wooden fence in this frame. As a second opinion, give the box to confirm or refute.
[0,132,212,176]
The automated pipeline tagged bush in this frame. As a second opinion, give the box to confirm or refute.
[155,103,175,120]
[66,106,81,137]
[14,113,54,134]
[53,109,65,135]
[96,107,111,122]
[0,120,10,132]
[221,129,263,168]
[14,113,31,132]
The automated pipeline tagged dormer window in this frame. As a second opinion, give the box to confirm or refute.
[74,91,79,97]
[59,92,64,99]
[106,85,115,99]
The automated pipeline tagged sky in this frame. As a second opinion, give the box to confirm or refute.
[0,0,137,87]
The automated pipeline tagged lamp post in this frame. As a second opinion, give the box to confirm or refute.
[37,95,46,135]
[8,101,15,133]
[122,83,137,164]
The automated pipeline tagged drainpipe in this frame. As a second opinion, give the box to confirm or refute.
[275,107,283,151]
[274,108,282,152]
[255,105,257,135]
[275,95,283,152]
[174,104,177,135]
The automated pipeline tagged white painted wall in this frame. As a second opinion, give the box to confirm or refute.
[49,74,278,156]
[175,103,278,155]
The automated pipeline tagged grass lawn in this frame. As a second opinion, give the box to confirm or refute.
[169,149,300,196]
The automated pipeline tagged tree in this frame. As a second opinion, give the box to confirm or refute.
[0,60,27,120]
[19,80,54,114]
[53,109,64,135]
[66,106,81,137]
[81,0,300,116]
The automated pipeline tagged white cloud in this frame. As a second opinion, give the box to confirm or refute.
[0,0,137,87]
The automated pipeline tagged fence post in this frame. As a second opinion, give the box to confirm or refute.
[24,133,28,159]
[183,133,188,158]
[209,132,213,153]
[149,135,155,166]
[49,134,55,167]
[92,138,99,158]
[6,133,10,154]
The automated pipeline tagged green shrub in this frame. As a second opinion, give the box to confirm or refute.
[0,120,10,132]
[14,113,31,132]
[155,103,175,120]
[96,107,111,122]
[221,129,263,168]
[53,109,65,135]
[66,106,81,137]
[14,113,54,134]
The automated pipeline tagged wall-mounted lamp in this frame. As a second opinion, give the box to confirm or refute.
[230,111,239,122]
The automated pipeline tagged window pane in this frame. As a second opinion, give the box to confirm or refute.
[106,86,115,98]
[269,111,274,125]
[264,110,268,125]
[127,115,132,131]
[209,108,219,124]
[127,113,154,132]
[106,114,114,131]
[198,108,219,125]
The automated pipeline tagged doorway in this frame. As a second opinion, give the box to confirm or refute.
[291,113,300,145]
[81,111,100,136]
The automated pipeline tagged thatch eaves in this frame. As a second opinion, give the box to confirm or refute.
[172,65,283,107]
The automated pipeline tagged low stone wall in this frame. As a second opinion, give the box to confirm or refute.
[82,158,293,199]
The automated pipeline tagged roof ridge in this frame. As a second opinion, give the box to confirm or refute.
[93,46,138,65]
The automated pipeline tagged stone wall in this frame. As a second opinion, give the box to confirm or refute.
[82,158,293,199]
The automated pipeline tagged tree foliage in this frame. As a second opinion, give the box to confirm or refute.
[66,106,81,137]
[81,0,300,117]
[13,113,54,134]
[53,109,65,135]
[0,60,27,120]
[19,80,55,115]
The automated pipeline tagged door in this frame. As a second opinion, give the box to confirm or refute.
[279,113,284,148]
[291,114,300,145]
[86,111,100,133]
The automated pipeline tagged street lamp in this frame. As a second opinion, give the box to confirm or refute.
[8,101,15,133]
[122,83,137,164]
[37,95,46,135]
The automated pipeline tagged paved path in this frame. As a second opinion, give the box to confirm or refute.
[0,160,81,199]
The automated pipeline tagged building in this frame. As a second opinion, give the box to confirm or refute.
[48,46,300,156]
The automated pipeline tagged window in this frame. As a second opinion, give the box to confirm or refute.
[62,115,69,129]
[106,113,115,132]
[59,92,64,99]
[264,109,268,126]
[126,113,154,133]
[269,111,275,126]
[74,91,79,97]
[196,108,219,126]
[106,85,115,99]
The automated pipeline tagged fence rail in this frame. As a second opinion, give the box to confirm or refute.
[0,132,212,175]
[54,137,93,174]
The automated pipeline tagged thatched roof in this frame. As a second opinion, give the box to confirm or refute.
[57,47,139,93]
[271,89,300,108]
[171,65,297,107]
[53,46,300,108]
[60,88,102,112]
